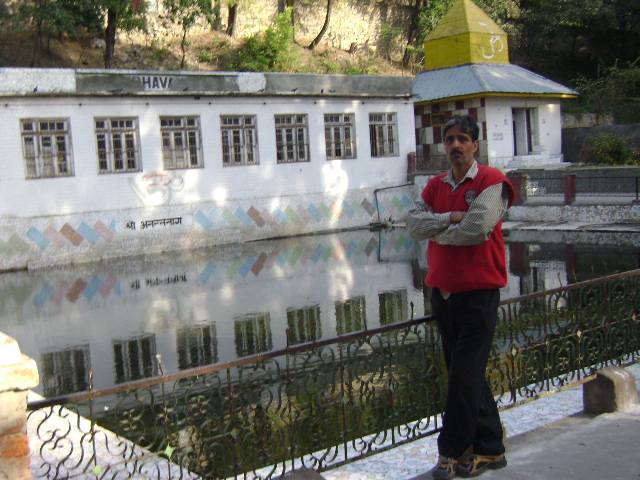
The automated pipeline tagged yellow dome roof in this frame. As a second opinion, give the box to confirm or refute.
[424,0,509,71]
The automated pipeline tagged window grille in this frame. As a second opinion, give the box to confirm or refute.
[221,115,259,166]
[21,118,74,179]
[95,117,141,174]
[275,114,310,163]
[324,113,356,160]
[369,112,399,157]
[160,116,203,169]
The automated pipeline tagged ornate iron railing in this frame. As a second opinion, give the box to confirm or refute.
[27,270,640,479]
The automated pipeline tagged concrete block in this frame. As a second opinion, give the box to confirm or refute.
[282,469,326,479]
[583,366,638,415]
[0,334,39,393]
[0,391,27,437]
[0,332,37,480]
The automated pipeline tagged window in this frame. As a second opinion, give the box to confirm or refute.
[379,289,407,325]
[177,323,218,369]
[160,116,203,169]
[369,113,399,157]
[21,118,73,179]
[286,305,321,345]
[335,296,367,335]
[113,334,156,383]
[220,115,258,166]
[95,117,141,173]
[275,114,310,163]
[430,113,446,127]
[234,312,272,357]
[324,113,355,160]
[41,345,90,397]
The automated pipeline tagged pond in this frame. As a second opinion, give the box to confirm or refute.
[0,227,638,397]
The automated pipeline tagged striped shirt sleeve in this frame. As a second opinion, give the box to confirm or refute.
[406,183,509,245]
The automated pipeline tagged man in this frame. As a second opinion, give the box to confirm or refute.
[406,115,515,479]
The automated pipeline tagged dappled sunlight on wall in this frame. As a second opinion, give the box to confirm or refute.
[322,161,350,195]
[322,161,350,227]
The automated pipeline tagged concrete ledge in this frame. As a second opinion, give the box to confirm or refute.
[282,468,326,479]
[583,366,638,415]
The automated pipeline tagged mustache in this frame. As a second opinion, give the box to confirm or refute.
[450,149,464,155]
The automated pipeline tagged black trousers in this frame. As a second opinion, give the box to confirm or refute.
[432,287,505,459]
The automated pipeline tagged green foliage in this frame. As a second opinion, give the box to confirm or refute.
[101,0,147,32]
[511,0,640,83]
[164,0,212,67]
[588,134,639,166]
[14,0,102,37]
[164,0,212,33]
[198,49,213,63]
[571,59,640,125]
[378,22,401,61]
[232,8,297,72]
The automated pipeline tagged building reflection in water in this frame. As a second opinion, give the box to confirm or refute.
[0,229,637,397]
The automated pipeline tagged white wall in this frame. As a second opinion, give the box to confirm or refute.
[0,94,415,270]
[1,96,414,217]
[485,97,563,168]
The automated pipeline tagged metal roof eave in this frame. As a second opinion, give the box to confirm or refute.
[413,91,578,105]
[412,64,578,103]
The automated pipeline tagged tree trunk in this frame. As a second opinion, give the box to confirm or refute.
[402,0,426,67]
[30,18,43,66]
[29,0,47,67]
[286,0,295,26]
[180,27,187,68]
[104,8,118,69]
[211,0,222,31]
[308,0,333,50]
[226,4,238,37]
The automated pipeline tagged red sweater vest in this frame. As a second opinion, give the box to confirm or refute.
[422,165,515,293]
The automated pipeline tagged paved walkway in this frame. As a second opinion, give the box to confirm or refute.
[290,363,640,480]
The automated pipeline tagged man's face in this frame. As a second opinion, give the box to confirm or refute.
[444,125,478,170]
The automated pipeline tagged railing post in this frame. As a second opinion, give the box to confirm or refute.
[407,152,416,174]
[506,173,527,206]
[0,333,39,480]
[564,173,576,205]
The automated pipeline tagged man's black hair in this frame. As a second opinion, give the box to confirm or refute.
[443,114,479,142]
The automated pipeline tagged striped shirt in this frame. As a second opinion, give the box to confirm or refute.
[406,162,509,246]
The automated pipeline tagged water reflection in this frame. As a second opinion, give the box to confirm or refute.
[0,228,638,397]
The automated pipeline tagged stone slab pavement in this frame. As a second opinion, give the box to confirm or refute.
[285,363,640,480]
[450,403,640,480]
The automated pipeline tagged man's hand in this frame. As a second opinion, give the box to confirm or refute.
[450,211,467,223]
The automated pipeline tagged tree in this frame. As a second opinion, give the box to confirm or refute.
[102,0,146,69]
[572,59,640,125]
[226,0,238,37]
[15,0,102,66]
[209,0,223,31]
[233,8,295,71]
[164,0,213,68]
[307,0,333,50]
[512,0,640,82]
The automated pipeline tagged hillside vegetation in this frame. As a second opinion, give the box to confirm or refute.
[1,0,638,123]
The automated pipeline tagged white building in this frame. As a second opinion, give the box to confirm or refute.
[412,0,577,170]
[0,68,415,270]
